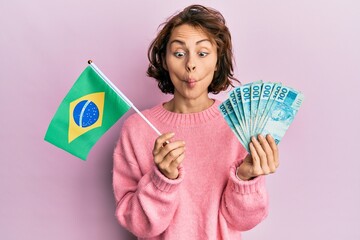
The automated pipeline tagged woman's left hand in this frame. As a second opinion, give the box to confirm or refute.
[237,134,279,181]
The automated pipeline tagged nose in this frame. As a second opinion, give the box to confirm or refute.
[186,65,196,72]
[186,55,196,72]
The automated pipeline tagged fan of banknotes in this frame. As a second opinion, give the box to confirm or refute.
[219,81,304,152]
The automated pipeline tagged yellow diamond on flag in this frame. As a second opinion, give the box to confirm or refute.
[68,92,105,143]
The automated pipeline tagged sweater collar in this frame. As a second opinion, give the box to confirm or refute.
[151,99,222,126]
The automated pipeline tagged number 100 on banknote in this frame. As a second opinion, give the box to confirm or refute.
[219,81,304,152]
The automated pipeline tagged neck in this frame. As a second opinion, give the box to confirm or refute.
[164,94,214,113]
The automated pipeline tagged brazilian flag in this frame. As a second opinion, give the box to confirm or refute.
[44,64,131,160]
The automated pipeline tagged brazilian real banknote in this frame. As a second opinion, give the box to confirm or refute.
[219,99,248,149]
[219,81,304,152]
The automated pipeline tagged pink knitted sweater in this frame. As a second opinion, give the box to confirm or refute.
[113,100,269,240]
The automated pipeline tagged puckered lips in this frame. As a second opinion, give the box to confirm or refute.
[182,77,199,88]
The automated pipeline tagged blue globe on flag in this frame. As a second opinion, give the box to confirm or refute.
[73,100,100,127]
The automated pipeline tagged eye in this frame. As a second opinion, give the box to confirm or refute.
[174,51,186,58]
[198,52,209,57]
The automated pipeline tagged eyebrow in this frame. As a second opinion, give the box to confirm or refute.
[169,39,212,46]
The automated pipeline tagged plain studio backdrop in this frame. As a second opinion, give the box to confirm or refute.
[1,0,359,239]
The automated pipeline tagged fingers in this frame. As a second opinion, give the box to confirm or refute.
[153,132,175,156]
[169,150,185,168]
[267,134,279,168]
[152,132,186,179]
[257,135,275,173]
[156,143,185,179]
[154,140,186,162]
[251,136,271,175]
[249,142,263,176]
[157,143,185,167]
[250,134,279,176]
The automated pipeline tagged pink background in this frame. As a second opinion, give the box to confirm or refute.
[1,0,359,239]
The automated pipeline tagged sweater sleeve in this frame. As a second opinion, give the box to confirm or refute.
[220,160,269,231]
[112,118,183,238]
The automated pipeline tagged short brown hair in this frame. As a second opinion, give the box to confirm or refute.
[147,4,238,94]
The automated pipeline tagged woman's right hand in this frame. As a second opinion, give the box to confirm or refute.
[152,132,185,179]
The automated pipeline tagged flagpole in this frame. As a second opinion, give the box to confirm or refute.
[88,60,162,136]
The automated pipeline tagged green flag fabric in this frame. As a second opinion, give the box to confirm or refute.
[44,65,131,160]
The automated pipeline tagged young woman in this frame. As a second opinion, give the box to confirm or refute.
[113,5,279,240]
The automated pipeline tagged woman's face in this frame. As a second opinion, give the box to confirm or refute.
[165,24,218,102]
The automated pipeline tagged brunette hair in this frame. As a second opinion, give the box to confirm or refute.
[147,4,238,94]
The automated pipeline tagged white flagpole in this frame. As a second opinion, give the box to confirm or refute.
[88,60,162,136]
